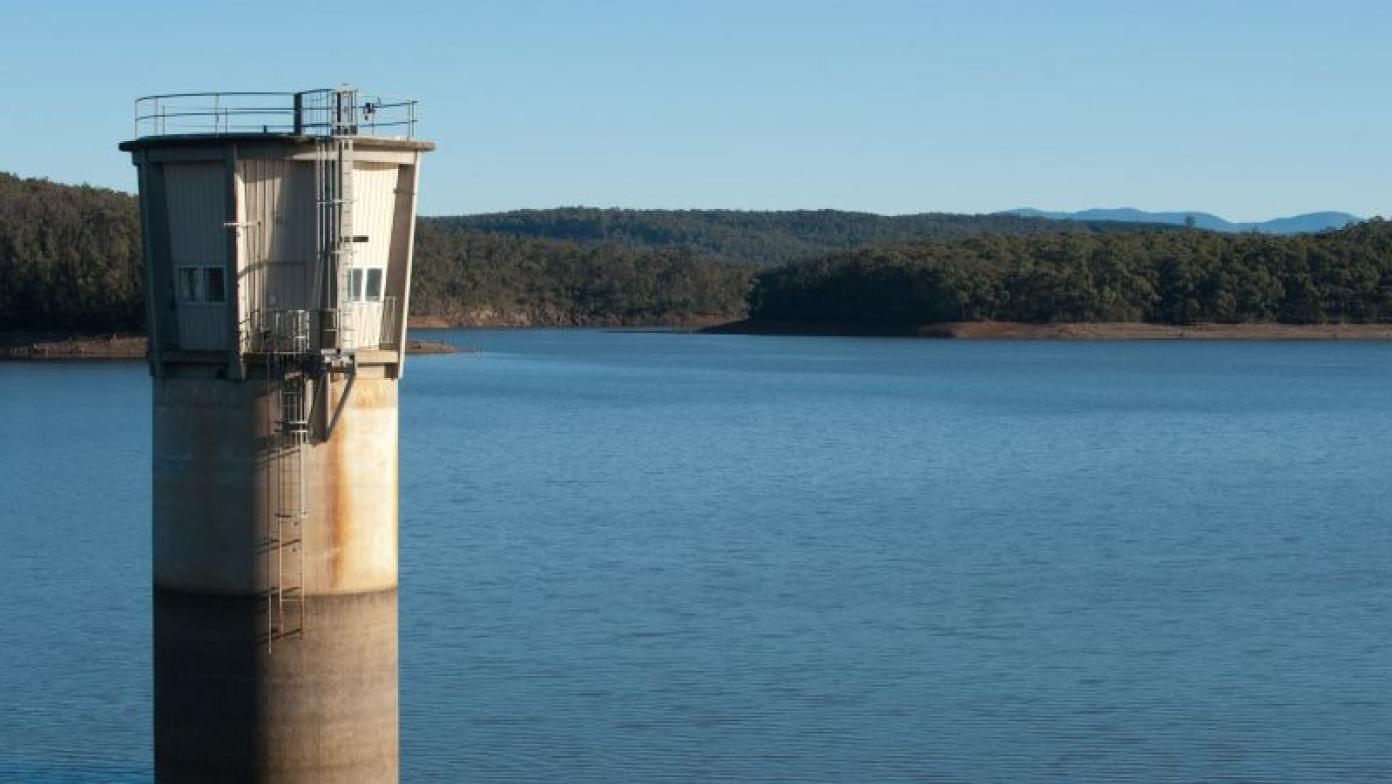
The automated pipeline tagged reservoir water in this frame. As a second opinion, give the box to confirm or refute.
[1,330,1389,782]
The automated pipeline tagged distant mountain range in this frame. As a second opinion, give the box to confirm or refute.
[1003,208,1361,235]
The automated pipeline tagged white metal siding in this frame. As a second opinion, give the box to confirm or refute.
[163,162,228,351]
[240,159,317,314]
[346,162,400,347]
[352,162,398,272]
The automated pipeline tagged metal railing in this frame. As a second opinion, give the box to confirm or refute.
[335,295,402,351]
[378,296,402,349]
[133,88,418,140]
[242,309,316,356]
[240,298,401,355]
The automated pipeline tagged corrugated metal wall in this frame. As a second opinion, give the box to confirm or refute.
[163,162,228,351]
[352,162,399,271]
[241,159,316,314]
[346,162,401,347]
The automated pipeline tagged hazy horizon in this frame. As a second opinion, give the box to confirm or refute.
[1,171,1371,225]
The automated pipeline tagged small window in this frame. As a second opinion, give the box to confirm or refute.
[205,268,225,303]
[348,266,385,302]
[178,267,200,302]
[349,268,365,301]
[177,266,226,304]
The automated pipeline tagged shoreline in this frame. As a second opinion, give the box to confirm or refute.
[406,314,734,330]
[700,319,1392,340]
[11,318,1392,361]
[1,333,465,361]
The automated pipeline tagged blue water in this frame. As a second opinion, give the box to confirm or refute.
[2,331,1390,782]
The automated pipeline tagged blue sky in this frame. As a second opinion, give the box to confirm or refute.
[3,0,1388,219]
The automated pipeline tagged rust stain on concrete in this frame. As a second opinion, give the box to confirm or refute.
[328,375,350,590]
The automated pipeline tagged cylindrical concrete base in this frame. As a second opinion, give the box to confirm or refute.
[154,588,398,783]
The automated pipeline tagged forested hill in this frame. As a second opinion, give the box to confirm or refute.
[435,208,1178,267]
[5,171,1390,334]
[0,172,753,332]
[2,174,1166,333]
[410,221,752,326]
[749,221,1392,326]
[0,172,144,331]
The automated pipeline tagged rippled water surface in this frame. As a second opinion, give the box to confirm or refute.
[2,331,1391,782]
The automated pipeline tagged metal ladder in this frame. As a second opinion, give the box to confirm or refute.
[266,311,310,648]
[312,90,357,350]
[260,87,359,649]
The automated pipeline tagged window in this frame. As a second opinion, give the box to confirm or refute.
[206,267,225,303]
[366,268,383,300]
[349,266,385,302]
[177,266,226,304]
[178,267,199,302]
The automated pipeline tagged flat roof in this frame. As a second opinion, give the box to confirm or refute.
[119,134,435,153]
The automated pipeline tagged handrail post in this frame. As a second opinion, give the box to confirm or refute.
[293,92,304,135]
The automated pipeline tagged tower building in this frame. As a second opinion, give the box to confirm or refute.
[120,87,433,783]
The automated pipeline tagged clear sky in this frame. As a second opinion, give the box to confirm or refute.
[3,0,1388,220]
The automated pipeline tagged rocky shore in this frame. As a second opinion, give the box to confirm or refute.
[406,312,733,329]
[702,319,1392,340]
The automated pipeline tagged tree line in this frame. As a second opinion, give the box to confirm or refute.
[0,172,145,331]
[443,206,1176,267]
[3,170,1390,333]
[411,221,752,325]
[0,173,753,331]
[749,222,1392,325]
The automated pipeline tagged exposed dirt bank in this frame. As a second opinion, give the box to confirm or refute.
[404,339,464,354]
[2,333,468,361]
[1,333,148,361]
[407,312,734,329]
[701,320,1392,340]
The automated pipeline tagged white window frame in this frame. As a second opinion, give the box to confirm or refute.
[349,266,385,302]
[176,265,226,304]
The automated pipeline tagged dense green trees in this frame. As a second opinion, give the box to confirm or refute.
[0,173,144,331]
[750,222,1392,325]
[443,207,1176,266]
[0,173,753,331]
[3,170,1390,333]
[411,221,753,325]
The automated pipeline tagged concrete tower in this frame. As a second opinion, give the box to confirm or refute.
[120,88,432,783]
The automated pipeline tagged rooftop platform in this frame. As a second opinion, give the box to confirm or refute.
[126,88,426,143]
[118,133,435,154]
